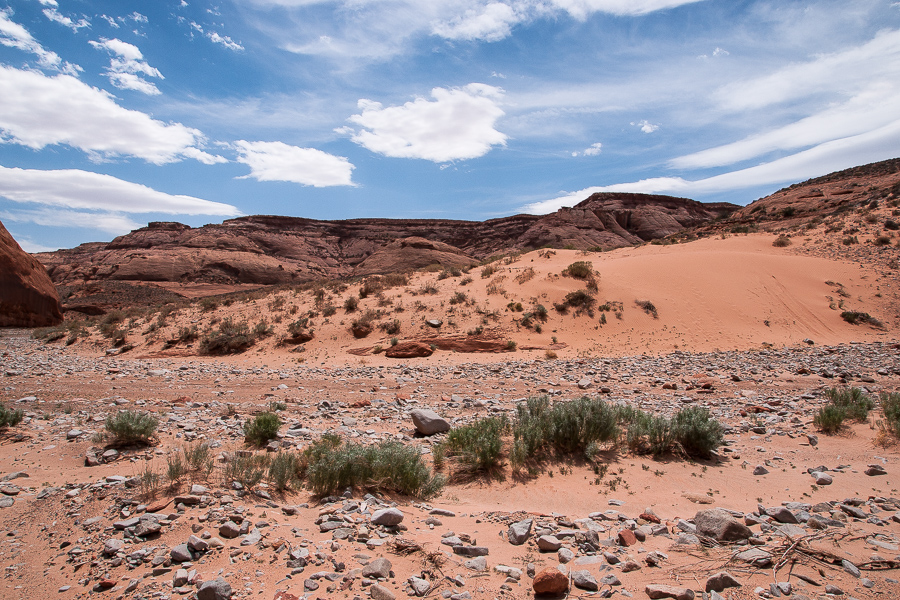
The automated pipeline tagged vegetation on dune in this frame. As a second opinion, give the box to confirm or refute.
[104,410,159,446]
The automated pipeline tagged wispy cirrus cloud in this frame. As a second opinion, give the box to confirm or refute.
[341,84,507,162]
[0,65,224,164]
[234,140,355,187]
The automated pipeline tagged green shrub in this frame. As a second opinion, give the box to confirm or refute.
[344,296,359,312]
[622,410,674,456]
[0,404,24,429]
[224,453,270,489]
[772,235,792,247]
[841,311,882,327]
[244,412,281,446]
[268,452,301,491]
[199,318,254,354]
[879,391,900,437]
[182,442,214,476]
[814,404,846,434]
[446,416,508,472]
[303,437,443,499]
[166,453,186,486]
[105,410,158,445]
[671,407,723,458]
[379,319,401,335]
[825,387,873,421]
[564,261,593,279]
[564,289,595,310]
[635,299,658,318]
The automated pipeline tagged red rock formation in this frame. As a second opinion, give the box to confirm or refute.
[0,220,62,327]
[35,194,737,288]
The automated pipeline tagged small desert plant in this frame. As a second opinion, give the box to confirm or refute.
[344,295,359,312]
[446,416,508,473]
[671,407,724,458]
[223,453,270,489]
[137,463,162,500]
[199,297,219,312]
[243,412,282,446]
[268,452,302,492]
[0,404,24,429]
[825,387,873,421]
[481,264,498,278]
[622,409,674,456]
[563,261,593,279]
[253,319,273,337]
[772,235,792,247]
[515,267,535,284]
[635,299,658,318]
[564,289,596,310]
[105,410,159,445]
[874,235,891,246]
[841,311,882,327]
[182,442,214,476]
[879,391,900,438]
[166,453,186,486]
[813,404,847,434]
[303,437,443,499]
[199,318,254,354]
[449,291,468,305]
[269,400,287,412]
[506,340,517,351]
[379,318,401,335]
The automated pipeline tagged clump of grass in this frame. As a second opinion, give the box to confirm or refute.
[379,318,401,335]
[105,410,159,446]
[841,311,882,327]
[814,404,847,434]
[351,309,380,338]
[449,291,468,305]
[481,264,498,278]
[268,452,302,492]
[166,453,186,487]
[446,416,508,473]
[223,453,270,490]
[182,442,214,477]
[670,407,724,458]
[0,404,24,429]
[563,261,593,279]
[302,437,444,499]
[343,295,359,312]
[772,235,792,247]
[564,289,596,311]
[879,392,900,438]
[137,462,162,500]
[244,412,281,446]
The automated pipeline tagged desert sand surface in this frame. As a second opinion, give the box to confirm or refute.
[1,221,899,600]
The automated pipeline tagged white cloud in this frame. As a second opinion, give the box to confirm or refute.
[36,0,58,6]
[234,140,355,187]
[0,165,241,216]
[0,208,142,237]
[344,83,507,162]
[0,64,222,164]
[633,119,659,133]
[432,2,522,42]
[130,12,148,24]
[524,117,900,214]
[42,8,90,31]
[100,15,119,28]
[207,31,244,51]
[583,142,602,156]
[90,38,164,95]
[0,8,78,74]
[248,0,708,57]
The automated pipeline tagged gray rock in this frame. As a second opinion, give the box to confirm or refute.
[841,559,861,578]
[536,535,562,551]
[241,528,261,546]
[170,543,193,563]
[219,521,240,539]
[452,545,489,557]
[645,584,695,600]
[408,576,430,596]
[103,538,124,557]
[572,570,599,591]
[766,506,799,524]
[464,556,487,571]
[173,568,189,587]
[197,577,232,600]
[866,465,887,476]
[410,409,450,435]
[507,519,532,545]
[811,471,833,485]
[188,534,208,552]
[558,547,575,563]
[371,507,404,526]
[705,571,741,592]
[362,557,392,579]
[601,573,623,585]
[370,583,396,600]
[753,465,769,475]
[825,584,843,595]
[735,547,772,567]
[694,509,752,542]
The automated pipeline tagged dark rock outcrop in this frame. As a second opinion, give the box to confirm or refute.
[0,220,62,327]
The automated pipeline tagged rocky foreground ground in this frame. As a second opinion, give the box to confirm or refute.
[1,330,900,600]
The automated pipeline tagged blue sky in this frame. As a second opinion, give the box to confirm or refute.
[1,0,899,251]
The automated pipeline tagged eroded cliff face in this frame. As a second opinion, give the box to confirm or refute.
[35,193,737,287]
[0,220,62,327]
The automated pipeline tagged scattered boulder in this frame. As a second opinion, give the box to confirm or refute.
[507,519,532,545]
[385,342,433,358]
[198,577,232,600]
[646,584,695,600]
[371,508,404,526]
[694,509,752,542]
[533,568,569,596]
[705,571,741,593]
[362,557,392,579]
[410,409,450,435]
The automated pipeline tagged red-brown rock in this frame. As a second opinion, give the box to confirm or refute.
[639,512,661,524]
[0,220,62,327]
[617,529,637,546]
[533,568,569,596]
[385,341,434,358]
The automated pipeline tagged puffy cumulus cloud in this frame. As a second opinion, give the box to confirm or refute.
[525,118,900,214]
[633,119,659,133]
[0,165,241,216]
[0,65,224,164]
[344,84,507,162]
[234,140,355,187]
[583,142,602,156]
[431,2,522,42]
[0,8,78,74]
[89,38,164,95]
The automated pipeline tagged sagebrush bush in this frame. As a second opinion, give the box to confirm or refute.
[200,318,255,354]
[879,391,900,437]
[344,296,359,312]
[268,452,302,491]
[772,235,792,247]
[446,416,508,472]
[0,404,24,429]
[825,387,873,421]
[244,412,281,446]
[564,261,593,279]
[814,404,847,434]
[622,409,674,456]
[224,453,269,489]
[671,407,723,458]
[105,410,158,445]
[182,442,214,476]
[564,289,596,310]
[303,437,443,498]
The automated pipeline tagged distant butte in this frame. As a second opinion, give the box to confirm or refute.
[35,193,736,288]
